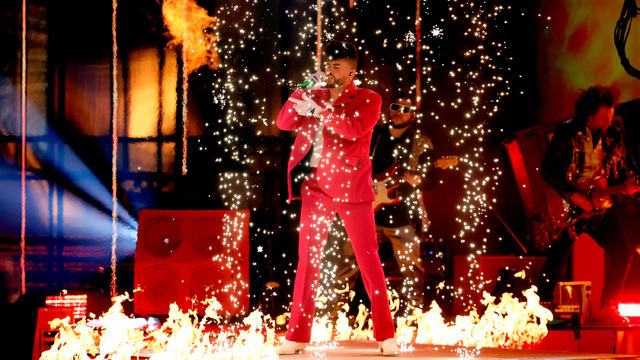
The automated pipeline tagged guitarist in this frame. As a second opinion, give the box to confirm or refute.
[320,93,440,318]
[537,86,640,323]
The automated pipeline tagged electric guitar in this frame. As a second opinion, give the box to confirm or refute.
[372,156,458,213]
[546,176,640,227]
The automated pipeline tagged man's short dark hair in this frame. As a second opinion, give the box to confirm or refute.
[574,86,615,126]
[322,40,358,62]
[391,92,414,104]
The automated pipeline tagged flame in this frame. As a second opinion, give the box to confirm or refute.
[39,287,551,359]
[40,294,146,360]
[161,0,220,75]
[309,289,398,343]
[305,285,551,350]
[405,286,552,349]
[40,293,278,360]
[333,305,353,341]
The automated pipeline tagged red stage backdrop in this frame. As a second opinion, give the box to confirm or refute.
[538,0,640,123]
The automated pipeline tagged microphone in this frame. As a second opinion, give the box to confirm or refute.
[298,78,318,88]
[298,72,326,88]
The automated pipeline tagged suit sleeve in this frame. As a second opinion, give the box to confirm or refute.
[276,89,307,131]
[322,91,382,141]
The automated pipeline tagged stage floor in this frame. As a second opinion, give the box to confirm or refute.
[282,340,640,360]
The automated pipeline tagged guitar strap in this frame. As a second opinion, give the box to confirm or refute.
[408,132,433,231]
[416,188,430,233]
[407,131,433,173]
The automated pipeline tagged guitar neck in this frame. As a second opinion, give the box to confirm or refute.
[591,182,628,199]
[375,156,458,181]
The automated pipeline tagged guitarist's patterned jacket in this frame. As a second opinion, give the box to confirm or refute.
[370,124,436,229]
[541,117,636,204]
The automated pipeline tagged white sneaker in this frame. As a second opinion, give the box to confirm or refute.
[275,339,306,355]
[379,338,399,356]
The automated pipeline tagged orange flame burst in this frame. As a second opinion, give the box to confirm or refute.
[39,287,552,358]
[307,286,552,350]
[409,287,553,348]
[40,294,278,360]
[161,0,220,75]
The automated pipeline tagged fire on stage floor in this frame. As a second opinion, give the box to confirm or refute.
[273,340,640,360]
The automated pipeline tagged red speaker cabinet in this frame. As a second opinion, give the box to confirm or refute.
[134,209,250,317]
[32,307,75,360]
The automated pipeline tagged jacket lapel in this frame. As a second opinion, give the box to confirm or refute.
[332,82,358,107]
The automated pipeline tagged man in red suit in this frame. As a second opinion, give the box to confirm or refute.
[275,41,398,355]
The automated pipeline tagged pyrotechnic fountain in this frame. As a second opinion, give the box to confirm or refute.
[20,0,27,297]
[110,0,120,299]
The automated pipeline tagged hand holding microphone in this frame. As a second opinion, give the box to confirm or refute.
[290,92,324,118]
[298,71,326,91]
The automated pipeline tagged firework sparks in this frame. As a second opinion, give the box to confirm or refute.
[404,31,416,46]
[430,25,443,38]
[98,1,551,356]
[252,0,544,340]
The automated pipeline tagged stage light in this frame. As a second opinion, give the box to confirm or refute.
[45,294,88,320]
[0,74,138,247]
[618,302,640,318]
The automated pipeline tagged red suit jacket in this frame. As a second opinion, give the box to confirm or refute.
[276,82,382,203]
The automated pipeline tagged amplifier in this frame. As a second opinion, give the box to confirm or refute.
[554,281,591,323]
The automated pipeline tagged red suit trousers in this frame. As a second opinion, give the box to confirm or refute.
[285,174,395,342]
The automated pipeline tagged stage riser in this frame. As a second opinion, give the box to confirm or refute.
[533,328,640,355]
